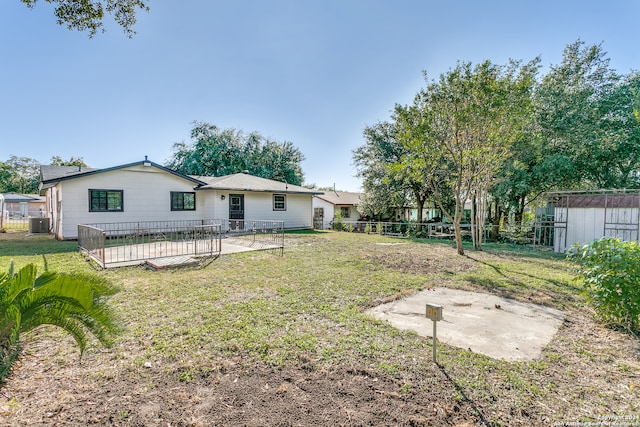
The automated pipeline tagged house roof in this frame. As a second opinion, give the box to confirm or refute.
[314,191,362,206]
[193,173,323,195]
[1,193,45,203]
[39,160,206,194]
[39,160,321,196]
[40,165,99,182]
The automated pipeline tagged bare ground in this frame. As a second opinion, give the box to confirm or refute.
[2,309,638,426]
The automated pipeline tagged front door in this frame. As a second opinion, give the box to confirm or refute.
[229,194,244,231]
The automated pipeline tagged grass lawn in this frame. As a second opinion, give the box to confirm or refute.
[0,231,638,426]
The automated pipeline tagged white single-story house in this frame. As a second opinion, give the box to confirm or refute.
[548,191,640,252]
[312,191,362,229]
[39,159,322,240]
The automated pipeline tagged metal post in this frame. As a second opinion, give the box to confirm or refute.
[432,319,437,363]
[426,303,443,364]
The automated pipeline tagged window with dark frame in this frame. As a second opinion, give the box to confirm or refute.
[273,194,286,211]
[171,191,196,211]
[89,189,123,212]
[341,206,350,218]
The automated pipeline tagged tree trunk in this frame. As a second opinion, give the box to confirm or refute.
[453,198,465,255]
[473,188,487,251]
[454,219,464,255]
[490,202,502,242]
[514,195,526,233]
[416,197,425,224]
[415,197,425,236]
[471,192,483,250]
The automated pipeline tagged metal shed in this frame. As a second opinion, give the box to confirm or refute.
[537,190,640,252]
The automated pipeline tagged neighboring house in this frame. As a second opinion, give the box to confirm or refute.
[1,193,46,218]
[312,191,362,229]
[547,191,640,253]
[39,159,322,240]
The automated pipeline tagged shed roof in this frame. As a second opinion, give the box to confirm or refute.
[554,193,640,208]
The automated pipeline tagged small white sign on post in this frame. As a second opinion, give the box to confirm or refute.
[425,303,443,363]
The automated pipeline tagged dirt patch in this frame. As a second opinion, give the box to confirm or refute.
[2,346,480,426]
[3,309,638,427]
[366,243,478,275]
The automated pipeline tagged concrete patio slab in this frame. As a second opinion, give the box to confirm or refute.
[366,288,565,361]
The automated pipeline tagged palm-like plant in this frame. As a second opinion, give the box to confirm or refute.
[0,262,121,381]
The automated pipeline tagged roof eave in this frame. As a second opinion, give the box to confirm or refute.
[41,160,206,186]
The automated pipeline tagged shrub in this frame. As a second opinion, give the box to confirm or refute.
[331,211,344,231]
[569,238,640,335]
[0,262,121,382]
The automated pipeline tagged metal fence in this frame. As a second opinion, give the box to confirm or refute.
[1,217,29,232]
[77,218,286,268]
[337,220,530,245]
[338,221,475,238]
[78,219,222,268]
[217,219,285,256]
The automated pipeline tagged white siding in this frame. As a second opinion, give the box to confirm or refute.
[246,192,313,229]
[335,204,360,222]
[56,165,204,239]
[311,197,360,229]
[563,208,605,252]
[312,197,334,229]
[555,207,640,252]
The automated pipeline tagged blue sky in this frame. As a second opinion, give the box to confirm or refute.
[0,1,638,191]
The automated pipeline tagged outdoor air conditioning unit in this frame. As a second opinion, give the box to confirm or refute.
[29,217,50,234]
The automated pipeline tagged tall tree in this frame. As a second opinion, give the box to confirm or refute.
[0,156,40,194]
[536,40,640,189]
[20,0,148,37]
[400,60,538,254]
[166,122,306,186]
[50,156,88,168]
[353,121,418,221]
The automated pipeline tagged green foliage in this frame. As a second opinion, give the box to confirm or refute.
[0,262,121,381]
[356,40,640,246]
[331,210,344,231]
[569,238,640,334]
[536,41,640,189]
[50,156,88,167]
[20,0,149,37]
[353,121,426,221]
[0,156,40,194]
[166,121,306,186]
[359,59,539,254]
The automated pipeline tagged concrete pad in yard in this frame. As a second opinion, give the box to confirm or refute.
[365,288,565,362]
